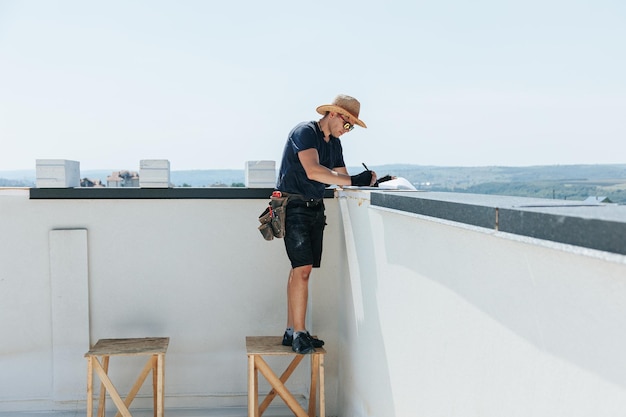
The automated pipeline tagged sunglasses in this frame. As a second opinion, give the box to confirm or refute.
[337,114,354,132]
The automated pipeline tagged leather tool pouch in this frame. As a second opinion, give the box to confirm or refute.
[258,206,274,241]
[258,194,289,240]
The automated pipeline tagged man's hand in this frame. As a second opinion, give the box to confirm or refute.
[351,170,377,186]
[372,174,394,187]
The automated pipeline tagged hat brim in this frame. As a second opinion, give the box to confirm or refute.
[316,105,367,128]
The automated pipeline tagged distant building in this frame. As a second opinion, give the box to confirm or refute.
[107,170,139,187]
[80,178,105,187]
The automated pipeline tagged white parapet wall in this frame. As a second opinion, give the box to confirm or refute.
[335,188,626,417]
[0,188,344,416]
[36,159,80,188]
[4,186,626,417]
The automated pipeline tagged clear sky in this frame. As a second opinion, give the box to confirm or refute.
[1,0,624,172]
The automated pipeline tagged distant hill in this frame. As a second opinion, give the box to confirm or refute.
[369,164,626,187]
[3,164,626,203]
[371,164,626,204]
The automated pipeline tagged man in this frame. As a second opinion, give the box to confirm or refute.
[275,94,377,354]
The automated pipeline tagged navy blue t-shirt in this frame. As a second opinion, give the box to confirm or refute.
[276,121,346,199]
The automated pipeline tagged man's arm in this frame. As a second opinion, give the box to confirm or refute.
[298,148,352,186]
[334,166,349,176]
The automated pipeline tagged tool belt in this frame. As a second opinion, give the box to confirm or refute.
[258,191,289,241]
[257,191,324,240]
[285,193,324,208]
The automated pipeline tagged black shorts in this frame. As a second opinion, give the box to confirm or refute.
[283,200,326,268]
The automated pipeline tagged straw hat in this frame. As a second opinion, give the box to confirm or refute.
[316,94,367,128]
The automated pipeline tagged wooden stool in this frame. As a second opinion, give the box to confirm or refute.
[85,337,169,417]
[246,336,325,417]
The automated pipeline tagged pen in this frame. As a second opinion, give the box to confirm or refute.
[362,163,369,171]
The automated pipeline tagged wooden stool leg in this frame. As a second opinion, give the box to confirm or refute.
[97,356,109,417]
[319,355,325,417]
[87,358,93,417]
[157,353,165,417]
[248,354,259,417]
[153,355,158,417]
[308,354,319,417]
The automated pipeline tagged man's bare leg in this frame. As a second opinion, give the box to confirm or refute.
[287,265,312,332]
[286,269,294,329]
[286,265,316,353]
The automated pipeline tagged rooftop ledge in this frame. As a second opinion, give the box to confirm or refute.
[28,187,626,256]
[366,190,626,257]
[28,187,292,199]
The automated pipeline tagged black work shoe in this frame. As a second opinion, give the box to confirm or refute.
[282,331,324,348]
[282,331,292,346]
[292,332,315,354]
[308,332,325,348]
